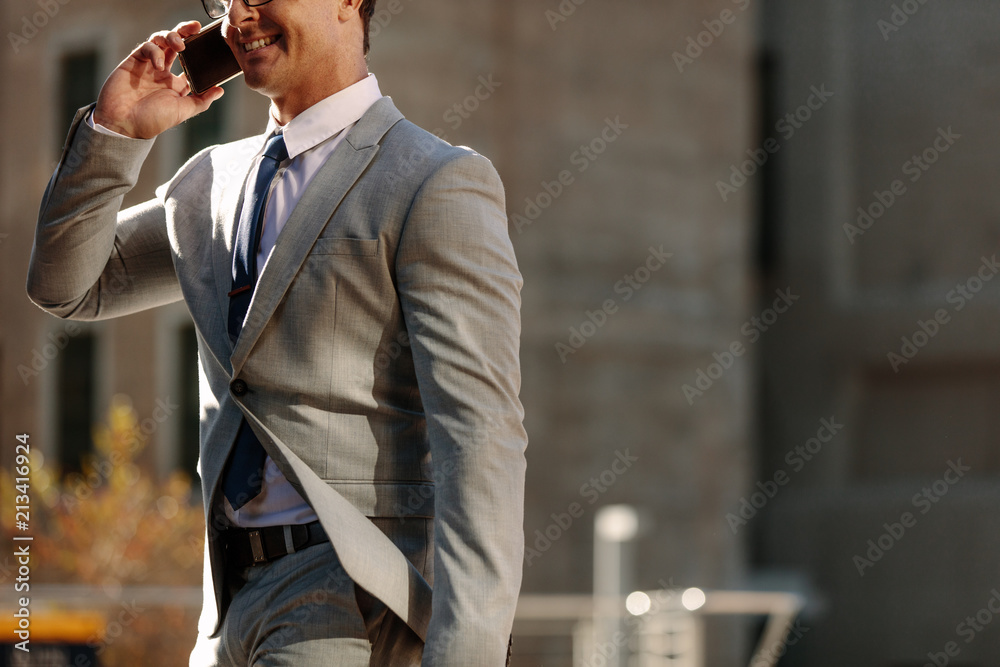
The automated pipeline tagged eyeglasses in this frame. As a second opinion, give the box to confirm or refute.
[201,0,275,19]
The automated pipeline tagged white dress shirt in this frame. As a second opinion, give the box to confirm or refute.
[90,73,385,527]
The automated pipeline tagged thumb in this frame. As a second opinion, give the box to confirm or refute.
[180,86,225,121]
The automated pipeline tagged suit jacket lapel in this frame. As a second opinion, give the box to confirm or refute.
[228,97,405,375]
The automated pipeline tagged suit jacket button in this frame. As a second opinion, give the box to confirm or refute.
[231,379,248,397]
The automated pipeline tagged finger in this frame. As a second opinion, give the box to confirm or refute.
[143,22,201,67]
[151,69,192,96]
[141,36,184,71]
[179,86,225,122]
[148,31,174,51]
[164,48,180,71]
[134,41,169,70]
[163,30,186,53]
[147,31,185,63]
[159,23,202,68]
[152,22,199,42]
[175,21,203,38]
[171,72,192,97]
[147,36,172,65]
[196,86,225,106]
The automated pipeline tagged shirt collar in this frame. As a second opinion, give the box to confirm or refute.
[264,73,383,160]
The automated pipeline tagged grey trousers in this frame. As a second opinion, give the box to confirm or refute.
[196,518,430,667]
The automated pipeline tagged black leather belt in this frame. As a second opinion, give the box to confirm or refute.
[223,520,329,569]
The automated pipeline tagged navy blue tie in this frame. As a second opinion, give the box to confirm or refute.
[223,133,287,510]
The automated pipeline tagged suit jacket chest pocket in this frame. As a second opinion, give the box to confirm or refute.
[299,237,381,315]
[311,237,379,256]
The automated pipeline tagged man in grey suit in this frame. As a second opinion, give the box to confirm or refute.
[26,0,527,664]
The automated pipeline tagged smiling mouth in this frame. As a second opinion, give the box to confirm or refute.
[243,35,279,52]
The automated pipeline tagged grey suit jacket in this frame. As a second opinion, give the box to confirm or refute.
[27,97,527,665]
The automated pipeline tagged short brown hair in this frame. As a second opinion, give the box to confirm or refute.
[360,0,377,55]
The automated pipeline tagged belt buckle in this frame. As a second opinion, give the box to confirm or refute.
[248,530,267,564]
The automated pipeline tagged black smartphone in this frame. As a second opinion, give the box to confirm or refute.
[178,19,243,95]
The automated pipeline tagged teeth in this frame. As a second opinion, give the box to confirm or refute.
[243,36,275,52]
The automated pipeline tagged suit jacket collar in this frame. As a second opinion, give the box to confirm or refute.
[214,96,405,375]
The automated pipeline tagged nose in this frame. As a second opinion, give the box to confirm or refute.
[225,0,259,28]
[222,0,259,44]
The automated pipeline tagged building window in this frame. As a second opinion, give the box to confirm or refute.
[56,332,96,474]
[183,92,228,156]
[178,324,201,482]
[58,50,99,142]
[754,49,781,281]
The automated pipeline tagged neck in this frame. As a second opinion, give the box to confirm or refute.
[269,63,369,124]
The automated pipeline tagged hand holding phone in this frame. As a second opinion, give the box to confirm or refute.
[178,19,243,95]
[93,21,227,139]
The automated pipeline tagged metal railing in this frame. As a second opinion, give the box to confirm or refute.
[513,588,806,667]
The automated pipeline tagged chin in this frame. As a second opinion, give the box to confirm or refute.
[242,70,276,95]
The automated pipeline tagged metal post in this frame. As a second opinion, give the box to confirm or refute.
[592,504,639,667]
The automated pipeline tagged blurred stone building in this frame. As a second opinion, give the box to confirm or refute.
[0,0,750,665]
[3,0,997,665]
[757,1,1000,665]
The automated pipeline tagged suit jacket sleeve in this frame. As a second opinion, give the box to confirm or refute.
[395,150,527,666]
[26,106,184,319]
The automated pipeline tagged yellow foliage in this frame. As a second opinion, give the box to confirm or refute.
[1,394,205,587]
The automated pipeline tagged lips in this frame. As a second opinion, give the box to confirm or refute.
[243,35,279,52]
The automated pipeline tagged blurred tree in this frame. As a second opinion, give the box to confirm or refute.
[1,395,205,666]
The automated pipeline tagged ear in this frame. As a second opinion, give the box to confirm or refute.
[338,0,363,21]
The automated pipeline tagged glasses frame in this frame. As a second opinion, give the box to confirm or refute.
[201,0,276,19]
